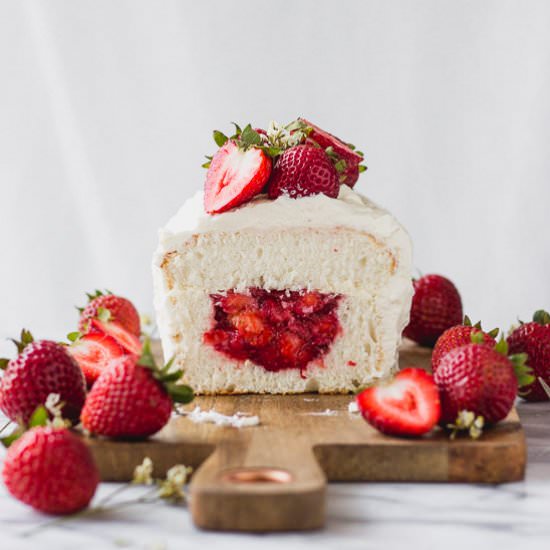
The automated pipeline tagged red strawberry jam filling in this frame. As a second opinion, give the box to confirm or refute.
[203,288,342,375]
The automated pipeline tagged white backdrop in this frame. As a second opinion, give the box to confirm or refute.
[1,0,549,342]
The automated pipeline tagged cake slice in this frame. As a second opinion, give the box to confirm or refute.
[153,184,412,394]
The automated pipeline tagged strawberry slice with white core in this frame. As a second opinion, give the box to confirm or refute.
[68,332,126,386]
[90,318,142,356]
[204,140,272,214]
[356,368,441,437]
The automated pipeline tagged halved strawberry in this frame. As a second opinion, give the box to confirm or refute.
[356,368,441,437]
[78,291,140,337]
[68,332,126,386]
[90,318,142,356]
[299,118,366,187]
[204,141,272,214]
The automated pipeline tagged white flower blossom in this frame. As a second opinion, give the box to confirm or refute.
[132,457,154,485]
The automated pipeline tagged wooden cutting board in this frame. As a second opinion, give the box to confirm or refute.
[84,342,526,532]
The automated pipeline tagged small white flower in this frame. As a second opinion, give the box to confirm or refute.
[158,464,193,502]
[45,393,70,428]
[448,410,484,440]
[132,457,154,485]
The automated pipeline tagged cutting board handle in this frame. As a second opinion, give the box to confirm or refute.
[189,434,326,532]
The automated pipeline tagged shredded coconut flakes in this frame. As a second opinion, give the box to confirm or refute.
[183,406,260,428]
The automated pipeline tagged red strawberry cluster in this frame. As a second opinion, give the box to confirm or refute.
[357,331,532,438]
[68,290,142,386]
[203,119,367,214]
[0,291,194,516]
[358,274,540,439]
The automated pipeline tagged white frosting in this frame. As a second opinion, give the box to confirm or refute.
[156,185,412,267]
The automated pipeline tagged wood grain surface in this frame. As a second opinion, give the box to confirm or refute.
[83,341,526,532]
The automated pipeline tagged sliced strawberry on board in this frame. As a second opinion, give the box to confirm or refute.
[204,140,272,214]
[90,318,142,357]
[356,368,441,437]
[67,332,126,386]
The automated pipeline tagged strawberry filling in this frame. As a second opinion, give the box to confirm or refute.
[203,289,342,375]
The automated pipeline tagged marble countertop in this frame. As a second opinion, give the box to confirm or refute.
[1,401,549,550]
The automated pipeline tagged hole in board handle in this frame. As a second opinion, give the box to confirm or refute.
[221,467,293,484]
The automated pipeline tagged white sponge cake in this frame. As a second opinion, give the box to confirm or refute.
[153,185,412,394]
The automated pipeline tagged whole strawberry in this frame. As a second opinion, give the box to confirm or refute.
[507,310,550,402]
[2,425,99,514]
[434,340,531,424]
[81,340,194,438]
[267,144,339,199]
[403,274,463,347]
[431,316,498,373]
[298,118,366,187]
[0,330,86,424]
[79,290,141,337]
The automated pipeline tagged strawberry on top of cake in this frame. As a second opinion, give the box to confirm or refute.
[153,118,413,395]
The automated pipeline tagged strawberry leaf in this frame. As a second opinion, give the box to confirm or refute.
[358,165,368,173]
[29,406,48,428]
[86,289,109,302]
[533,310,550,325]
[158,370,184,384]
[239,125,263,148]
[230,122,242,137]
[9,329,34,354]
[334,159,347,173]
[257,145,283,158]
[494,338,509,356]
[213,130,228,148]
[0,358,9,370]
[509,353,534,388]
[1,427,23,448]
[166,383,194,404]
[284,119,307,133]
[470,331,486,345]
[67,331,81,343]
[137,337,156,369]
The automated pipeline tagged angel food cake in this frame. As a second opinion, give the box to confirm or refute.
[153,119,413,394]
